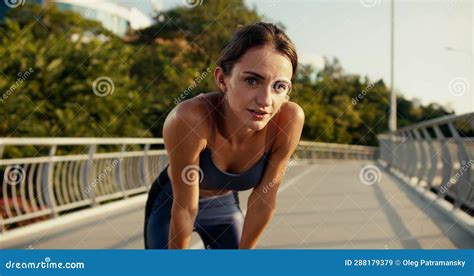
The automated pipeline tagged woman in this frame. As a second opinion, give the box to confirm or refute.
[144,22,304,249]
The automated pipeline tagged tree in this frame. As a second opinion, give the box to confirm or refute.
[0,2,454,156]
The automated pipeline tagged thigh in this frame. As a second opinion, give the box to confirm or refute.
[146,210,170,249]
[145,181,173,249]
[195,211,244,249]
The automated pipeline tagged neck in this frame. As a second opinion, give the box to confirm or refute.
[218,94,256,147]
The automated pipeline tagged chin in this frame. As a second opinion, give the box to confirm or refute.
[247,120,268,131]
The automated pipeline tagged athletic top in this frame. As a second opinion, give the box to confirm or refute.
[198,146,271,191]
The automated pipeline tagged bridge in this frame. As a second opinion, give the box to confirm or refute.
[1,113,473,249]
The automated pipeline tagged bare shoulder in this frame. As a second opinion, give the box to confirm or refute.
[163,94,214,155]
[271,101,305,155]
[165,96,206,127]
[277,101,305,126]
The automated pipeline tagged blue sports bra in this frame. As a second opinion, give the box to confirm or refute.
[198,146,272,191]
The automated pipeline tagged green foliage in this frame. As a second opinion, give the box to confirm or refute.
[1,4,148,140]
[290,58,452,146]
[0,2,453,155]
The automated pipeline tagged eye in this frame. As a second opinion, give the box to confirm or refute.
[273,81,290,94]
[245,77,259,86]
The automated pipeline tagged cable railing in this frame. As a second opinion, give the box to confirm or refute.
[0,138,378,233]
[377,112,474,215]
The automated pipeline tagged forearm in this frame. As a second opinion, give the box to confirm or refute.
[168,205,197,249]
[239,206,274,249]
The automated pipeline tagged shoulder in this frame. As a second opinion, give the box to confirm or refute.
[271,101,305,156]
[167,95,208,126]
[163,93,217,148]
[277,101,305,126]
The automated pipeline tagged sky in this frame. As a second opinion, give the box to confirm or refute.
[116,0,473,114]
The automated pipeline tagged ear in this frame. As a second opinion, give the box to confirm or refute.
[214,67,228,93]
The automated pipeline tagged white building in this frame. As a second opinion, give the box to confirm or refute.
[52,0,154,37]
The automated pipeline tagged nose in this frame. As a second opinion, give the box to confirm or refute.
[256,85,272,107]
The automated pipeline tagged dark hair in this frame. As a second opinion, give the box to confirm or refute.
[216,22,298,80]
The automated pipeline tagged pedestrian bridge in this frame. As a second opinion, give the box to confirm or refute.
[1,113,473,249]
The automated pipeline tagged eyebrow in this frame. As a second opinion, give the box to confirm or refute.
[243,71,265,80]
[242,71,291,83]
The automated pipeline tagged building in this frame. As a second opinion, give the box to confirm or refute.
[0,0,154,37]
[51,0,153,37]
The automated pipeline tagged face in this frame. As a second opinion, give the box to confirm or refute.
[215,46,293,131]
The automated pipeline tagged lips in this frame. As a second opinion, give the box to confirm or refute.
[247,109,268,115]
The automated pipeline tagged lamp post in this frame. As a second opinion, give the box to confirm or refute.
[386,0,397,170]
[389,0,396,133]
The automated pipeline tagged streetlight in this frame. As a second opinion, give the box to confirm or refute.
[389,0,396,133]
[387,0,396,170]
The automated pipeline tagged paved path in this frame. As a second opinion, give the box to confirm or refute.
[3,161,473,249]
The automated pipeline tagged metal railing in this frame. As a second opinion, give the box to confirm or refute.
[0,138,378,233]
[295,141,378,161]
[0,138,167,233]
[377,112,474,213]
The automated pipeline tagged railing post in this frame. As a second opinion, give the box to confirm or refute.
[433,125,450,191]
[43,145,58,218]
[432,125,445,139]
[421,127,437,190]
[433,125,453,198]
[405,131,418,182]
[386,133,395,170]
[142,144,151,190]
[413,129,426,186]
[447,122,460,139]
[86,145,98,207]
[448,122,470,209]
[115,144,127,199]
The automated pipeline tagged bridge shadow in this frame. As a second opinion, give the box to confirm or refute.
[378,165,472,249]
[258,161,473,249]
[370,164,422,248]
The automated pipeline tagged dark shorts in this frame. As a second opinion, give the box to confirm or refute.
[144,165,244,249]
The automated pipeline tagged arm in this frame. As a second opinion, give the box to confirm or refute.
[163,100,208,249]
[239,102,305,249]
